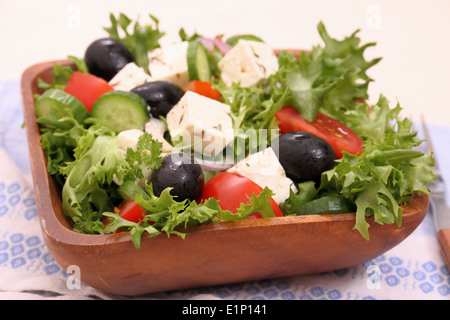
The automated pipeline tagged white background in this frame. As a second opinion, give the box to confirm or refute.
[1,0,449,125]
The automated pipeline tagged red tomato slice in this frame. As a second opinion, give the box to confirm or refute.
[199,172,283,219]
[275,105,363,159]
[117,199,147,223]
[186,80,221,101]
[64,71,114,112]
[103,199,147,233]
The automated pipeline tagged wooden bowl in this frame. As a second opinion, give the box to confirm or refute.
[21,59,429,296]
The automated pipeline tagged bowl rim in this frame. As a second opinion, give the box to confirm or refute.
[20,59,429,249]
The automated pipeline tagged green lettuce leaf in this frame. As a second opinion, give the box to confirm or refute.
[217,21,433,240]
[216,21,381,160]
[103,184,277,249]
[104,13,165,74]
[318,106,434,239]
[61,135,126,232]
[282,21,381,122]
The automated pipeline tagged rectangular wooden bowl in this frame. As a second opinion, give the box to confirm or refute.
[21,59,429,296]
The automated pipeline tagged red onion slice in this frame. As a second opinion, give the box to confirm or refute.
[198,37,232,56]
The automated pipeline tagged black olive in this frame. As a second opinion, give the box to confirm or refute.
[271,131,336,184]
[150,153,204,202]
[84,38,135,81]
[131,81,184,118]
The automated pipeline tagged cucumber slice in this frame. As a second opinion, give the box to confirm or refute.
[35,88,89,124]
[296,195,356,215]
[118,180,150,201]
[187,40,211,82]
[90,91,150,132]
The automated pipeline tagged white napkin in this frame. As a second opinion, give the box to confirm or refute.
[0,149,113,299]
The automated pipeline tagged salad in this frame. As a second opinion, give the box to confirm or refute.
[34,13,434,249]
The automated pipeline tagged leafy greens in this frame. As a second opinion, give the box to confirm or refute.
[104,13,165,75]
[320,97,434,239]
[104,185,277,249]
[34,15,435,248]
[215,21,434,239]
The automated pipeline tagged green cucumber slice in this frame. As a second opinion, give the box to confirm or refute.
[296,195,356,215]
[90,91,150,132]
[118,180,150,201]
[35,88,89,125]
[187,40,211,82]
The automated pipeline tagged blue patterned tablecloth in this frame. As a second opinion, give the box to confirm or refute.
[0,79,449,300]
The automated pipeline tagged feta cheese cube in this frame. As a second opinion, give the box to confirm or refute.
[144,117,172,150]
[114,129,152,187]
[227,147,296,204]
[166,91,234,158]
[115,128,169,187]
[148,41,189,88]
[218,40,279,87]
[117,129,145,155]
[108,62,151,91]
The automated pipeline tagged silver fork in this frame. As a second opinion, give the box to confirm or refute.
[420,115,450,229]
[420,115,450,268]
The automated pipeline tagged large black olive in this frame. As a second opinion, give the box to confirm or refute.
[271,131,336,184]
[84,38,135,81]
[131,81,184,118]
[150,154,204,202]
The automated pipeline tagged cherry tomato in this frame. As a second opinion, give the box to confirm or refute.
[199,172,283,219]
[116,199,147,223]
[64,71,114,112]
[186,80,221,101]
[275,105,363,159]
[103,199,147,233]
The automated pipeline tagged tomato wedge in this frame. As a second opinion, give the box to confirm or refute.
[186,80,221,100]
[116,199,147,223]
[64,71,114,112]
[103,199,147,233]
[199,172,283,219]
[275,105,363,159]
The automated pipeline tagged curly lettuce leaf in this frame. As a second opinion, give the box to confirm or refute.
[216,21,380,160]
[58,128,164,233]
[103,184,277,249]
[61,135,125,231]
[319,105,434,239]
[217,19,432,240]
[283,22,381,122]
[36,98,112,186]
[104,12,165,74]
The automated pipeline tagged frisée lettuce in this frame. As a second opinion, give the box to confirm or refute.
[214,21,434,239]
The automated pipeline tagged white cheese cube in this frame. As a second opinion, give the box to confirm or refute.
[166,91,234,158]
[148,41,189,88]
[144,117,172,150]
[218,40,279,87]
[227,147,296,204]
[108,62,152,91]
[114,129,151,187]
[117,129,145,155]
[115,128,166,188]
